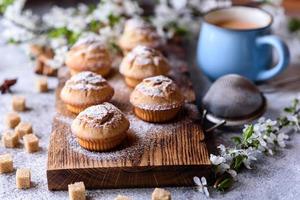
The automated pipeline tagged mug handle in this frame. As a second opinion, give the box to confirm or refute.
[256,35,290,81]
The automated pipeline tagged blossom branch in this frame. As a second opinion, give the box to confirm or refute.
[194,96,300,195]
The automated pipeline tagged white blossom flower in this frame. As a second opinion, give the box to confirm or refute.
[170,0,187,10]
[218,144,232,160]
[4,0,39,31]
[89,0,140,25]
[210,154,225,165]
[217,144,226,155]
[67,16,88,33]
[77,3,89,15]
[219,163,231,174]
[43,6,82,30]
[197,0,232,13]
[287,115,300,131]
[98,25,123,45]
[122,0,143,16]
[193,176,209,197]
[243,148,258,169]
[151,0,200,39]
[276,132,289,147]
[47,46,68,69]
[50,37,67,49]
[227,169,237,179]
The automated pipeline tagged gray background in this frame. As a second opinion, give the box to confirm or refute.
[0,1,300,199]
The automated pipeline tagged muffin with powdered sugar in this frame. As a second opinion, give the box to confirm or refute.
[60,71,114,114]
[119,45,170,87]
[130,75,184,123]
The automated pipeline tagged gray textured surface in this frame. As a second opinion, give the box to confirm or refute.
[0,32,300,200]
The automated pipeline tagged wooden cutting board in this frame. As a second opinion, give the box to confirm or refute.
[46,45,211,190]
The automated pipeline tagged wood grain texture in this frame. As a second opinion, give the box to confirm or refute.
[47,45,211,190]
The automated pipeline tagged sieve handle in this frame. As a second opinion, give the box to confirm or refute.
[256,35,290,81]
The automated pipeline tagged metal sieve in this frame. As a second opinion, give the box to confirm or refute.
[202,74,266,126]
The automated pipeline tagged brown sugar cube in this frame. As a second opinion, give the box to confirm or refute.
[30,44,54,58]
[44,47,54,58]
[36,77,48,93]
[2,130,19,148]
[5,112,21,128]
[0,154,13,174]
[34,60,44,75]
[16,168,31,189]
[38,55,57,77]
[68,182,86,200]
[152,188,171,200]
[30,44,44,57]
[15,122,33,139]
[12,96,26,112]
[115,195,131,200]
[23,134,39,153]
[43,65,57,77]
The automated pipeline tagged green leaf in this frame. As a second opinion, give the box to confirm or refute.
[89,20,102,32]
[48,27,69,38]
[242,125,254,144]
[68,32,80,45]
[0,0,14,14]
[284,107,294,113]
[278,116,289,128]
[88,4,97,14]
[167,21,189,37]
[288,18,300,33]
[174,26,189,36]
[108,14,121,27]
[231,155,246,171]
[99,0,107,5]
[266,125,273,134]
[284,99,299,114]
[109,42,122,54]
[215,178,233,192]
[7,38,17,44]
[48,27,80,45]
[231,136,242,145]
[252,140,260,149]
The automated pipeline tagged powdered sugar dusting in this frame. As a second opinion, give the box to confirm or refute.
[73,34,105,48]
[126,18,153,31]
[64,71,107,90]
[72,41,107,57]
[67,104,199,161]
[76,103,124,128]
[135,75,176,98]
[127,45,166,66]
[70,36,109,64]
[123,18,162,47]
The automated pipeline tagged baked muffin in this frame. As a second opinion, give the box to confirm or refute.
[119,45,170,87]
[130,75,184,122]
[65,36,112,76]
[71,103,130,151]
[119,18,162,54]
[60,71,114,114]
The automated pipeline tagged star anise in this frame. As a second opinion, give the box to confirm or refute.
[0,78,17,94]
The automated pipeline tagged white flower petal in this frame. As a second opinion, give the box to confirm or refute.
[227,169,237,178]
[243,159,252,169]
[200,176,207,186]
[193,176,201,186]
[203,187,210,197]
[210,154,225,165]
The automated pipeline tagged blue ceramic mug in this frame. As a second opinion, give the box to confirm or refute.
[197,6,290,81]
